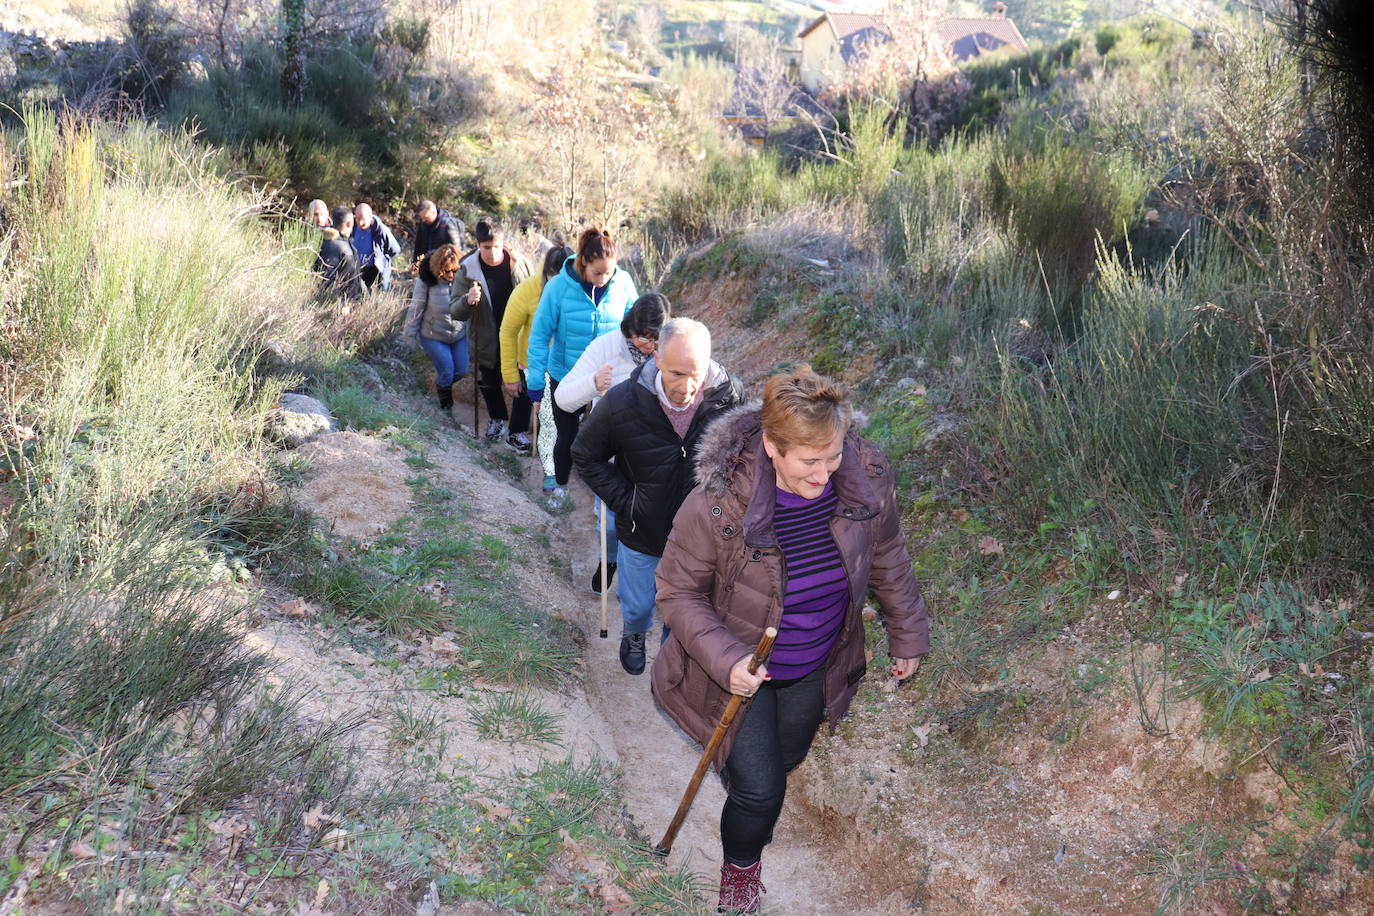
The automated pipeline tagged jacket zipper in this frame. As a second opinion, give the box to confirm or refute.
[623,451,638,534]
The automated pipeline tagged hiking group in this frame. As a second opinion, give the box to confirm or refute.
[307,199,930,913]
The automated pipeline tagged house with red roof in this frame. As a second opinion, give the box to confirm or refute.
[797,3,1028,92]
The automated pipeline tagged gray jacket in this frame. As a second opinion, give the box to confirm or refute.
[403,262,466,345]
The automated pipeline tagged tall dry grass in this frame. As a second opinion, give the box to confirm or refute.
[0,108,349,909]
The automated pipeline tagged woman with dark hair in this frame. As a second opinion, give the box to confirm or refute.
[525,227,639,504]
[555,292,672,590]
[554,293,670,414]
[499,244,572,461]
[651,365,929,913]
[401,243,467,414]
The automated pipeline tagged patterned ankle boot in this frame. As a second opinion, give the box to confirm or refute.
[718,860,764,913]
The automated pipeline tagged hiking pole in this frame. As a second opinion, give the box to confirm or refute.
[599,500,609,639]
[469,282,481,437]
[654,626,778,858]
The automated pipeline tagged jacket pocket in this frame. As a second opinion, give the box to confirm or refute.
[658,637,687,690]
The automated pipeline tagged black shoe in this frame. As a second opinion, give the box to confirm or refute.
[437,387,454,411]
[591,561,617,594]
[619,632,646,675]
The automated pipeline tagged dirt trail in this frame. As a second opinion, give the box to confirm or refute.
[274,379,879,912]
[439,379,872,911]
[548,472,888,915]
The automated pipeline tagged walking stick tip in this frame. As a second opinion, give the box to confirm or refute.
[651,845,669,858]
[764,626,777,638]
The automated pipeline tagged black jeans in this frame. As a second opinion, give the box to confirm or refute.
[547,377,585,486]
[476,364,509,422]
[720,666,825,866]
[507,369,533,436]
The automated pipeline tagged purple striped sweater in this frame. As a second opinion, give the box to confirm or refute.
[767,482,850,679]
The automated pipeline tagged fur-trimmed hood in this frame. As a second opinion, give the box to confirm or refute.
[693,402,873,497]
[693,401,764,497]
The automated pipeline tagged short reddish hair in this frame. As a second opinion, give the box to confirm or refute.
[760,365,852,455]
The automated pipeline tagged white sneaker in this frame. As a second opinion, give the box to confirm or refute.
[484,419,506,441]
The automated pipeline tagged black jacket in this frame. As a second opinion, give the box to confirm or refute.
[572,361,744,557]
[412,208,465,264]
[315,228,364,301]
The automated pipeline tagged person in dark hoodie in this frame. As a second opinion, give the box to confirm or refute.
[315,205,364,302]
[411,200,465,272]
[571,317,744,676]
[352,203,402,292]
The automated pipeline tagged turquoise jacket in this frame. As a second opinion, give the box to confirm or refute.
[526,257,638,390]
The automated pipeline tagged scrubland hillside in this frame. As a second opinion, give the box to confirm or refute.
[5,0,1374,912]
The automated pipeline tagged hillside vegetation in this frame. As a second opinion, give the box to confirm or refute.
[5,0,1374,912]
[648,9,1374,910]
[0,111,706,913]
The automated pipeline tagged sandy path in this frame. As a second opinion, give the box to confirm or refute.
[397,375,884,911]
[540,471,872,914]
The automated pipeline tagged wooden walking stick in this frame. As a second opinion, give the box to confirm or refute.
[599,500,609,639]
[654,626,778,857]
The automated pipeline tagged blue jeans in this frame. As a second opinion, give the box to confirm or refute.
[419,335,469,388]
[616,541,665,637]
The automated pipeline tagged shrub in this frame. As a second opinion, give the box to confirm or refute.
[122,0,188,103]
[986,127,1149,319]
[0,108,349,883]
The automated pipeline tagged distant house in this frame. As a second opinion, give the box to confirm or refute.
[798,13,891,93]
[721,65,829,145]
[935,9,1029,63]
[797,4,1028,92]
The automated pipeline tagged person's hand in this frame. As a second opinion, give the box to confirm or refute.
[527,388,544,403]
[503,382,521,398]
[594,364,614,394]
[891,656,922,681]
[728,654,769,697]
[466,283,481,305]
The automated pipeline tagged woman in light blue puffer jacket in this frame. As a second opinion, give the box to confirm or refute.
[526,227,638,498]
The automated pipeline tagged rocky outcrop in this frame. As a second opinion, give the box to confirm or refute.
[264,393,335,448]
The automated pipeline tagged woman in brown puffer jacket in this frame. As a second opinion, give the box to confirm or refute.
[651,365,929,914]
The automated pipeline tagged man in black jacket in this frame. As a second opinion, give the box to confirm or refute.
[315,206,364,302]
[411,200,465,271]
[572,317,745,675]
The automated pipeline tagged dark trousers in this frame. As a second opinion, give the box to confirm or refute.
[360,264,381,290]
[720,666,825,866]
[547,377,585,486]
[508,369,533,435]
[476,364,509,422]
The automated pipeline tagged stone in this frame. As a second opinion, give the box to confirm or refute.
[253,339,300,379]
[265,393,335,448]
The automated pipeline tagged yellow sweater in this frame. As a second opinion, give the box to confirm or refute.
[499,272,545,384]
